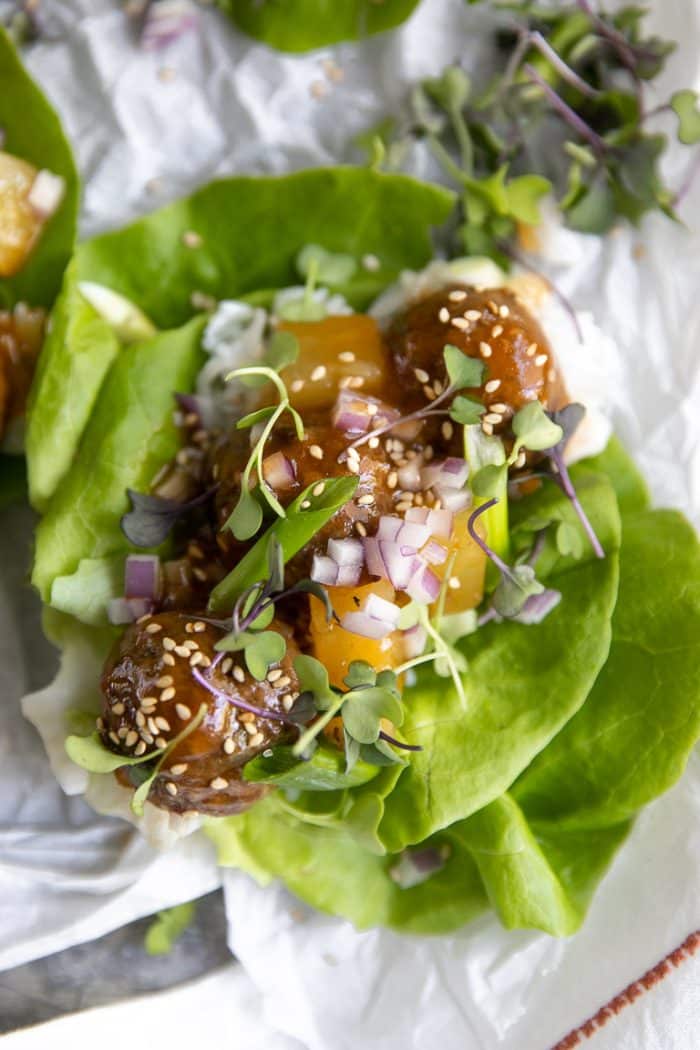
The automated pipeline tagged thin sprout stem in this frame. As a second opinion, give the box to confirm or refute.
[427,133,470,186]
[350,385,456,448]
[191,665,294,724]
[292,692,346,757]
[420,607,466,709]
[523,63,608,157]
[378,730,422,752]
[450,105,474,176]
[528,31,601,99]
[467,499,512,578]
[550,448,605,559]
[394,651,442,677]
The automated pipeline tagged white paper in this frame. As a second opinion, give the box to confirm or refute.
[1,0,699,1044]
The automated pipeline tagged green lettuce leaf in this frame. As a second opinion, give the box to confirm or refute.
[27,169,453,508]
[0,26,79,308]
[32,315,206,600]
[219,0,422,53]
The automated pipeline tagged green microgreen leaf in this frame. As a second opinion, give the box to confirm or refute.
[244,630,287,681]
[296,244,358,286]
[343,660,377,689]
[236,406,277,431]
[443,344,485,390]
[294,654,334,709]
[263,330,300,372]
[556,520,585,559]
[342,688,404,744]
[505,174,551,225]
[471,462,507,499]
[671,89,700,145]
[511,401,564,455]
[492,563,545,619]
[144,902,196,956]
[65,732,160,773]
[243,742,378,791]
[450,395,484,425]
[423,65,471,113]
[228,486,264,541]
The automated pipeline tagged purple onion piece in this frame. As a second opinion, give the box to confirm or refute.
[513,588,562,625]
[389,844,451,889]
[124,554,161,601]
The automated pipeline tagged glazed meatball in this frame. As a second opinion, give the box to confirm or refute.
[99,612,302,816]
[385,285,568,440]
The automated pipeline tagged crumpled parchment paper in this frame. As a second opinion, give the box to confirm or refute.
[1,0,699,1045]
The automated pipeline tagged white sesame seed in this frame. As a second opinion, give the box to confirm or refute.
[357,493,374,506]
[190,651,204,667]
[118,726,129,740]
[355,521,367,537]
[448,289,467,302]
[282,694,295,711]
[165,782,178,796]
[171,763,188,775]
[491,324,503,338]
[464,309,481,322]
[312,482,326,497]
[396,501,412,513]
[338,350,355,362]
[156,737,167,750]
[223,738,236,755]
[414,368,430,384]
[96,717,104,731]
[156,675,174,688]
[109,731,120,745]
[183,639,198,651]
[141,731,154,745]
[441,421,454,441]
[482,421,494,436]
[210,777,228,790]
[277,676,292,689]
[125,730,139,747]
[267,668,283,683]
[484,379,501,393]
[438,307,450,323]
[499,304,510,318]
[479,341,493,358]
[155,716,170,732]
[451,317,469,331]
[483,412,503,425]
[448,576,462,590]
[244,722,257,736]
[309,444,323,460]
[112,702,125,715]
[291,379,304,393]
[193,621,207,633]
[515,450,527,469]
[387,471,398,489]
[490,402,508,413]
[136,712,146,728]
[141,695,158,708]
[347,461,360,474]
[160,687,176,702]
[162,652,176,666]
[134,740,147,756]
[233,666,246,683]
[368,436,379,449]
[146,622,163,634]
[310,365,327,382]
[147,717,159,735]
[175,703,192,720]
[535,353,549,367]
[526,342,538,357]
[193,567,207,582]
[250,732,265,748]
[162,637,176,651]
[300,499,311,509]
[221,657,233,675]
[174,645,190,658]
[423,385,436,401]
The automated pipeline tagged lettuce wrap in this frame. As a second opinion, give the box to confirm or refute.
[23,168,700,937]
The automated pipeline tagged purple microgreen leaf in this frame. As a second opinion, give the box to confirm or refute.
[120,485,217,548]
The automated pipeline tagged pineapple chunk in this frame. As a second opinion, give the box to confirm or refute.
[430,509,487,615]
[0,152,64,277]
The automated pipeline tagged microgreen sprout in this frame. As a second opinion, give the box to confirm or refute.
[395,594,468,709]
[120,484,218,548]
[225,336,302,540]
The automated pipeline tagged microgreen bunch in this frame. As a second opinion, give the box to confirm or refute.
[225,331,302,540]
[292,657,420,770]
[358,1,700,260]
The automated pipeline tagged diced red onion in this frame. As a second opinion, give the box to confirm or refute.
[340,611,395,640]
[380,541,418,590]
[363,537,385,578]
[405,507,430,525]
[421,539,448,566]
[364,593,401,627]
[327,537,364,566]
[405,562,441,604]
[422,457,469,491]
[426,508,454,540]
[434,486,472,513]
[332,391,381,435]
[262,451,296,491]
[389,846,450,888]
[108,596,154,625]
[514,588,562,624]
[336,563,362,587]
[397,460,423,492]
[125,555,161,600]
[396,521,432,549]
[402,623,427,659]
[27,170,65,219]
[311,554,339,586]
[377,515,403,541]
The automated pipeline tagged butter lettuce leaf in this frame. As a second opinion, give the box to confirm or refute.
[219,0,422,53]
[0,26,79,308]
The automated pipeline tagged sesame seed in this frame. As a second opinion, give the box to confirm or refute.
[136,712,146,728]
[490,402,508,413]
[141,731,154,745]
[312,482,326,497]
[109,731,120,745]
[137,613,151,625]
[147,717,159,735]
[175,703,192,720]
[146,623,162,634]
[464,309,481,322]
[310,365,327,382]
[396,501,412,513]
[125,730,139,748]
[250,732,265,748]
[423,385,436,401]
[183,639,198,651]
[362,253,380,271]
[479,341,493,358]
[155,716,170,732]
[448,290,467,302]
[368,436,379,449]
[300,499,311,509]
[309,444,323,460]
[267,668,283,683]
[482,421,494,436]
[515,450,527,469]
[117,726,128,740]
[526,342,538,357]
[355,521,367,537]
[387,471,398,489]
[223,738,236,755]
[488,300,498,313]
[491,324,503,338]
[484,379,501,394]
[244,721,257,736]
[448,576,461,590]
[240,712,255,724]
[451,317,469,331]
[442,421,454,441]
[134,741,147,756]
[190,651,204,667]
[535,353,549,367]
[433,379,444,396]
[141,695,158,708]
[193,567,207,582]
[414,368,430,384]
[162,637,176,651]
[282,694,295,711]
[112,702,125,715]
[171,763,188,775]
[339,351,355,363]
[233,666,246,683]
[156,675,174,688]
[357,493,374,506]
[173,645,189,658]
[438,307,450,323]
[277,676,292,689]
[156,737,167,750]
[484,412,503,425]
[182,230,202,249]
[499,304,510,318]
[291,379,304,393]
[162,652,176,667]
[160,687,176,702]
[210,777,228,790]
[193,621,206,633]
[96,717,104,731]
[165,782,178,796]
